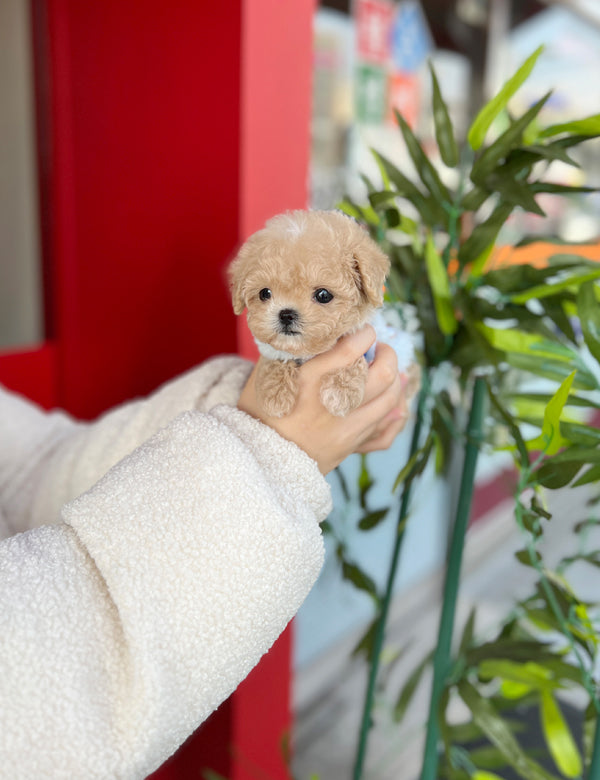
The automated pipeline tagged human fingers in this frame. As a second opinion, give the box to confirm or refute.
[343,369,404,447]
[303,325,376,377]
[357,410,409,453]
[360,380,409,446]
[362,342,399,404]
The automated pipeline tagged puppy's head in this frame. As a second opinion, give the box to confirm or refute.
[228,210,390,359]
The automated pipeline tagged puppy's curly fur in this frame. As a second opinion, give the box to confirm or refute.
[229,210,390,417]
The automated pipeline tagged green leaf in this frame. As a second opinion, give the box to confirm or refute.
[393,433,435,491]
[525,371,575,455]
[504,391,600,412]
[477,659,554,690]
[572,464,600,487]
[468,46,544,150]
[530,182,598,197]
[539,296,578,344]
[384,206,401,228]
[477,325,574,363]
[458,202,513,267]
[351,618,377,661]
[538,113,600,139]
[466,640,584,684]
[371,149,435,224]
[394,651,433,723]
[540,691,583,778]
[458,680,560,780]
[482,258,596,295]
[508,142,579,169]
[472,772,506,780]
[500,679,534,700]
[469,745,516,771]
[468,242,496,280]
[560,421,600,447]
[535,459,583,489]
[534,460,582,490]
[368,189,397,209]
[333,465,351,502]
[578,281,600,364]
[541,445,600,466]
[320,519,334,536]
[459,607,477,656]
[430,62,458,167]
[358,455,373,508]
[505,353,597,391]
[515,547,543,567]
[394,109,451,207]
[358,508,389,531]
[510,268,600,303]
[461,186,490,213]
[371,149,443,226]
[583,700,597,771]
[341,560,378,600]
[492,176,545,216]
[425,233,458,335]
[486,383,530,467]
[471,92,553,182]
[338,197,379,226]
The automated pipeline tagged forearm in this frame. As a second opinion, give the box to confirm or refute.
[0,405,329,779]
[0,356,252,535]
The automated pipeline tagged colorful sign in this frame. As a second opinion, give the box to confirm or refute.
[355,63,388,124]
[356,0,394,65]
[390,0,432,73]
[387,71,420,128]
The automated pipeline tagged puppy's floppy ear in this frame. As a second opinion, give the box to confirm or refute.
[350,230,390,307]
[228,244,252,315]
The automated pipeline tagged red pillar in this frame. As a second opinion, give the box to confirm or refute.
[23,0,316,777]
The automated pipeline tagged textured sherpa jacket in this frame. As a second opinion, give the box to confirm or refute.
[0,356,330,779]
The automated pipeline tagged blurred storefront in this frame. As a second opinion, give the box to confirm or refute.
[309,0,600,243]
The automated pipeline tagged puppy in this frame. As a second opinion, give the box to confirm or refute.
[229,209,390,417]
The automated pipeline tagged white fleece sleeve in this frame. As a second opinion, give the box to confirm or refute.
[0,405,330,779]
[0,356,253,537]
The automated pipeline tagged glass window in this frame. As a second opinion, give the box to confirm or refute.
[0,0,43,350]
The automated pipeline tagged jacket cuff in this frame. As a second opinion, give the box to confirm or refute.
[209,405,332,521]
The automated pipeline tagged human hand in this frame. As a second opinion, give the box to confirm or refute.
[237,326,413,475]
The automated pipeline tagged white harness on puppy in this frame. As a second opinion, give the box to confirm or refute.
[254,339,311,365]
[255,310,415,371]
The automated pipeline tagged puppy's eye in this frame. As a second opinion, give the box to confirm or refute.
[259,288,272,301]
[314,288,334,304]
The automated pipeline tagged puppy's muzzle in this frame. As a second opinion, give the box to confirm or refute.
[278,308,301,335]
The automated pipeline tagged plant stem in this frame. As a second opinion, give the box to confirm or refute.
[420,376,486,780]
[353,382,427,780]
[588,708,600,779]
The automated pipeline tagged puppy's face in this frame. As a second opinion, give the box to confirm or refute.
[229,211,390,359]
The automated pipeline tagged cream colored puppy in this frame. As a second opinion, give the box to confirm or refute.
[229,209,390,417]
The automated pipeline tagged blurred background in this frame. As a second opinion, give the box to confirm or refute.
[310,0,600,231]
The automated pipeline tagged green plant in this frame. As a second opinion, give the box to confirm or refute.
[331,47,600,780]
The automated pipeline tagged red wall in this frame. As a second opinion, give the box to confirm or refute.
[0,1,317,778]
[39,0,244,418]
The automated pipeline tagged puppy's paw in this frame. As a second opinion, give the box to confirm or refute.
[320,358,368,416]
[256,359,300,418]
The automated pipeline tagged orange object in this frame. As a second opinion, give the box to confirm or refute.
[488,241,600,269]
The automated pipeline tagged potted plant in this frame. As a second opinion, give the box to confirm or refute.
[331,47,600,780]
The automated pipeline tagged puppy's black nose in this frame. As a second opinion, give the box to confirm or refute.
[279,308,299,326]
